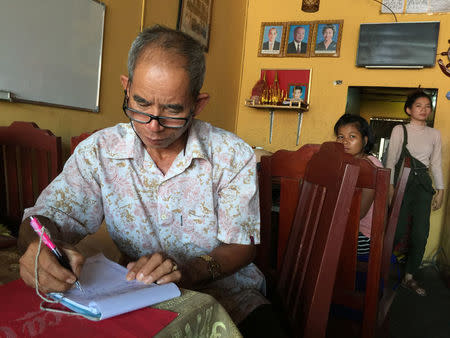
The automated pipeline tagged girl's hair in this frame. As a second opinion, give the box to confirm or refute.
[404,90,432,115]
[333,114,374,154]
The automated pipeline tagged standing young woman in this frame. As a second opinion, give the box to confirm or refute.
[334,114,382,255]
[386,90,444,296]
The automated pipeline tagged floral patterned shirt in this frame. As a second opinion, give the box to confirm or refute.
[23,120,267,322]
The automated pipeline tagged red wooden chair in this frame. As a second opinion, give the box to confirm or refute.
[255,144,320,295]
[330,158,411,338]
[0,122,62,235]
[276,142,360,338]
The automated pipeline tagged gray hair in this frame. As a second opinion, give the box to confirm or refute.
[127,25,206,99]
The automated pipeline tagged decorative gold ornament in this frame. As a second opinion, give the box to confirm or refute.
[302,0,320,13]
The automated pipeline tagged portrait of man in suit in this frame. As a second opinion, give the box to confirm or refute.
[261,26,282,55]
[287,26,308,54]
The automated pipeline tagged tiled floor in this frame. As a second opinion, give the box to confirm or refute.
[388,265,450,338]
[326,264,450,338]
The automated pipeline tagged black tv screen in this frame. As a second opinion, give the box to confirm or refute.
[356,22,440,68]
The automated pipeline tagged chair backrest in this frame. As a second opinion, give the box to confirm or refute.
[334,158,390,291]
[276,142,360,338]
[331,157,410,338]
[0,122,62,234]
[256,144,320,289]
[381,161,411,284]
[331,157,390,337]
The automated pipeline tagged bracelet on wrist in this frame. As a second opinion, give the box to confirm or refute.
[198,254,222,280]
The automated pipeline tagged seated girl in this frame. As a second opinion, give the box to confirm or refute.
[334,114,382,255]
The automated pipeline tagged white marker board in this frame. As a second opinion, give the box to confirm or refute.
[0,0,105,112]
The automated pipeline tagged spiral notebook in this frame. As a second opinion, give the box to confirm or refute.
[48,253,181,320]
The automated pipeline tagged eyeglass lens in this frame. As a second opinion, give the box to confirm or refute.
[125,108,187,128]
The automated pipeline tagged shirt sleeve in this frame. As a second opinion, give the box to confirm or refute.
[385,125,404,185]
[216,143,260,245]
[430,129,444,190]
[22,142,104,244]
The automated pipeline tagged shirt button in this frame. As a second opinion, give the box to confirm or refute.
[161,214,167,220]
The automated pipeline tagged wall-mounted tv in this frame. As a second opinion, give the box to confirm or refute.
[356,22,440,68]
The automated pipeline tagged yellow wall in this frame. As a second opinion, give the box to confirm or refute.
[0,0,246,159]
[236,0,450,261]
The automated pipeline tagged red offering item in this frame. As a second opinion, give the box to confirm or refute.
[0,279,178,338]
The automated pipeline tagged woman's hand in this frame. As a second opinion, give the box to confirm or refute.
[432,189,444,211]
[126,253,181,285]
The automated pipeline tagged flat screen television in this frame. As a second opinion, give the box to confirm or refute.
[356,22,440,68]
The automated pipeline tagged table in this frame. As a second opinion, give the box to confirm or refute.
[0,245,242,338]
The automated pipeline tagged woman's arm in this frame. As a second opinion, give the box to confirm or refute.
[432,189,444,211]
[385,125,404,185]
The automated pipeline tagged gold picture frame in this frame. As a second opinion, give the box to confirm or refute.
[310,20,344,57]
[177,0,213,51]
[258,22,286,57]
[283,21,313,57]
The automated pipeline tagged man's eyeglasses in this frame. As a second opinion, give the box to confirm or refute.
[122,94,192,129]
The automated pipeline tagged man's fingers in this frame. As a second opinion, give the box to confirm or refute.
[61,246,85,278]
[126,255,155,281]
[19,241,80,292]
[156,270,182,285]
[126,253,180,285]
[141,258,174,284]
[19,257,74,293]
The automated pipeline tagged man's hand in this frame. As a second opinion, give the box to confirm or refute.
[19,240,84,294]
[126,253,181,285]
[432,189,444,211]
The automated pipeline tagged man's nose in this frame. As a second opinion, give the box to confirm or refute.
[146,117,165,131]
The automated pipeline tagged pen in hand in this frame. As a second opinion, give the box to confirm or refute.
[29,216,85,294]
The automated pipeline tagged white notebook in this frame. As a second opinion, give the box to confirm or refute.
[48,253,181,320]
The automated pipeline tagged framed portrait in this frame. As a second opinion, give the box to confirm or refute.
[283,22,312,57]
[288,83,307,101]
[258,22,286,57]
[310,20,344,57]
[177,0,213,51]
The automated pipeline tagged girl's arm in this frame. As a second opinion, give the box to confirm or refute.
[430,129,444,211]
[385,125,404,203]
[432,189,444,211]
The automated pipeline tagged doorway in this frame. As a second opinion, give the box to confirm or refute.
[345,86,438,164]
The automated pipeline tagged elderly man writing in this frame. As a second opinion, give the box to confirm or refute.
[18,26,285,336]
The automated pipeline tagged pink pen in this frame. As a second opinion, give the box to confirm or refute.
[29,216,85,293]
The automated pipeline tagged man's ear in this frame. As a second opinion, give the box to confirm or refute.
[191,93,210,117]
[120,75,129,91]
[364,136,368,146]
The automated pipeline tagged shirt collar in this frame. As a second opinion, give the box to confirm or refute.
[179,119,209,164]
[105,120,210,164]
[104,123,138,159]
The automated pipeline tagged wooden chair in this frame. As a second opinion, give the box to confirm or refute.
[276,142,360,338]
[330,158,411,338]
[255,144,320,295]
[377,162,411,330]
[0,122,62,235]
